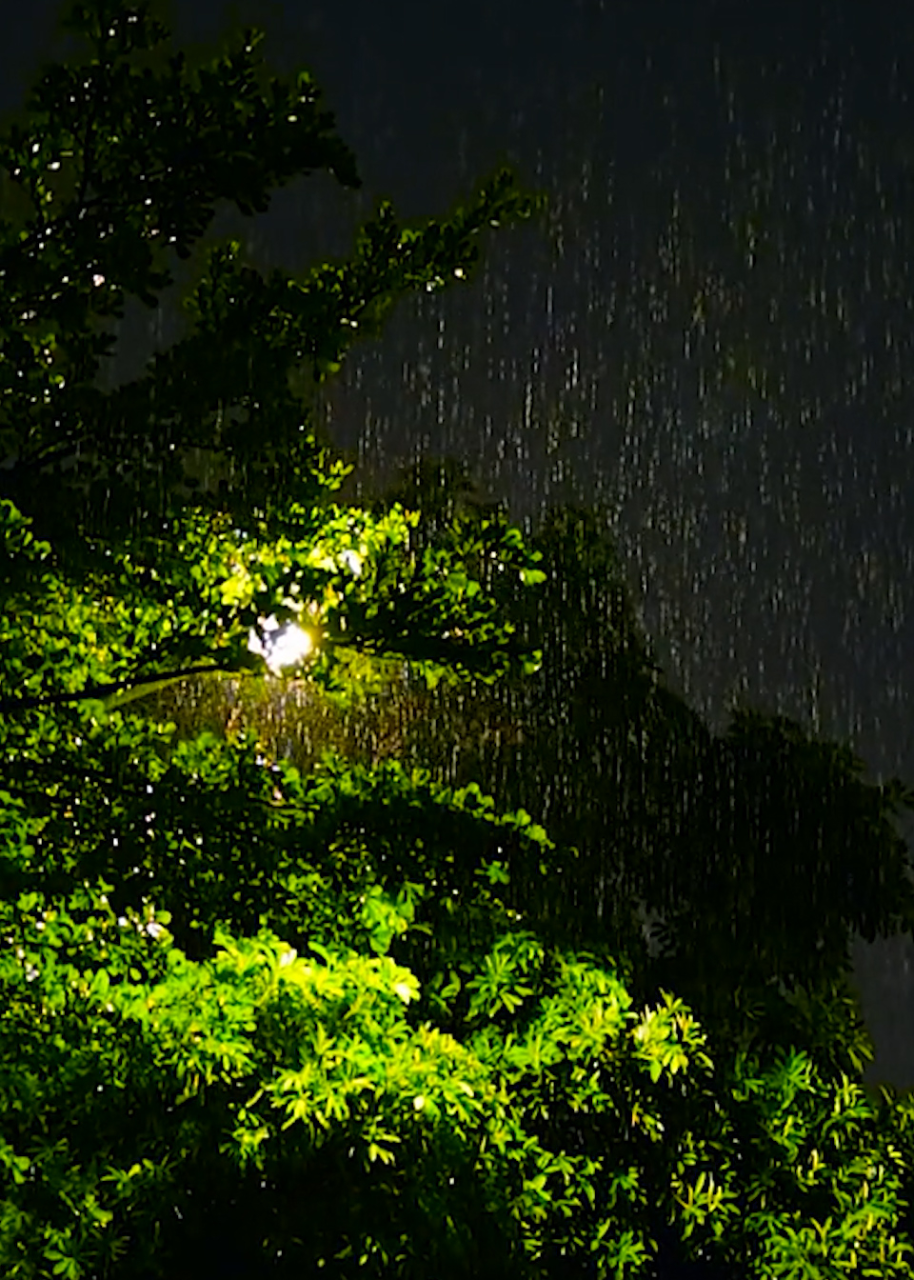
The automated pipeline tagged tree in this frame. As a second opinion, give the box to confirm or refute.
[257,469,914,1087]
[2,3,914,1278]
[478,502,914,1054]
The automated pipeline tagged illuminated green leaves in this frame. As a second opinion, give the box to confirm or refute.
[0,486,543,714]
[465,932,544,1022]
[358,882,426,957]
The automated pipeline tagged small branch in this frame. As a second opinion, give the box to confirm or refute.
[76,68,102,214]
[17,425,97,472]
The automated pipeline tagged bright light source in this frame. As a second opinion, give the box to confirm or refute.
[341,549,363,576]
[247,615,313,674]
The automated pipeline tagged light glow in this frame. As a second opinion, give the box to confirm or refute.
[247,615,313,674]
[341,548,363,576]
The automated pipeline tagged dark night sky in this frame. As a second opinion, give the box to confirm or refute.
[4,0,914,1085]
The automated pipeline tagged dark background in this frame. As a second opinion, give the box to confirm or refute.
[4,0,914,1086]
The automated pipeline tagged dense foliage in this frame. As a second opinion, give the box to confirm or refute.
[3,3,914,1278]
[371,487,914,1059]
[155,478,914,1079]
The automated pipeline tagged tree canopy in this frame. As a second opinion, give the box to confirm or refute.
[3,3,914,1278]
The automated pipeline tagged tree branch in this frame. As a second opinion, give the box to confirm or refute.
[0,663,240,715]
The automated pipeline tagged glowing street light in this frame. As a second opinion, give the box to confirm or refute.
[247,614,313,675]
